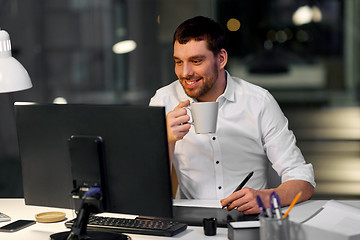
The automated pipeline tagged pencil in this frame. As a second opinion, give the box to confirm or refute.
[283,192,302,218]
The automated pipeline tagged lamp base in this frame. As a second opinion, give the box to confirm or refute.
[50,230,130,240]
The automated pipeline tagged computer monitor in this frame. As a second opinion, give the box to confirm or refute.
[15,103,173,219]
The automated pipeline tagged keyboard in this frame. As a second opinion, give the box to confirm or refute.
[65,215,187,237]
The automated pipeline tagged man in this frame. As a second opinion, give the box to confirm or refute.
[150,16,315,214]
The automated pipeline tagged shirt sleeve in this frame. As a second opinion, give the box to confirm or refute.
[261,92,316,188]
[149,91,162,106]
[149,91,174,115]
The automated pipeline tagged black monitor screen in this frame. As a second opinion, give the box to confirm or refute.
[15,103,173,218]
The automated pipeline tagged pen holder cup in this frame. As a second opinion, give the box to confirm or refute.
[260,216,290,240]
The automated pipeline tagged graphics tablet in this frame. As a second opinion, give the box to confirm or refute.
[173,206,259,227]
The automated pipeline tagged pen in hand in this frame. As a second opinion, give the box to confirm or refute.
[222,171,254,209]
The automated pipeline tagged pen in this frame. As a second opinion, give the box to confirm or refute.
[283,192,302,218]
[256,195,266,216]
[222,171,254,209]
[271,192,282,219]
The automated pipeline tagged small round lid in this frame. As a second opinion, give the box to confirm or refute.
[35,211,66,223]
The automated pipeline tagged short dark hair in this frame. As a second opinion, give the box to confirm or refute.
[173,16,227,55]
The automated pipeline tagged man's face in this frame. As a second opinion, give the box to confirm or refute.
[173,40,221,102]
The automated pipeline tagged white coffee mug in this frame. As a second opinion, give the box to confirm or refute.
[186,102,219,134]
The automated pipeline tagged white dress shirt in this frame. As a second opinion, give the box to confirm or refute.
[149,71,315,200]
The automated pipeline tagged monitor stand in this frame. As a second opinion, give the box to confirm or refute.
[50,202,129,240]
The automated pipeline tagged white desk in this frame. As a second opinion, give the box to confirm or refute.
[0,199,229,240]
[1,199,360,240]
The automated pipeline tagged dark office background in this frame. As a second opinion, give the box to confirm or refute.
[0,0,359,199]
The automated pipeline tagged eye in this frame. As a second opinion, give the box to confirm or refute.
[192,59,203,65]
[174,59,183,65]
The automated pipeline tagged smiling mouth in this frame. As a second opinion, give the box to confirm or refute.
[184,78,201,87]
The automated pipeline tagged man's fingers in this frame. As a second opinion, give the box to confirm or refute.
[221,189,246,208]
[221,188,260,214]
[168,108,188,121]
[166,100,192,142]
[175,100,190,110]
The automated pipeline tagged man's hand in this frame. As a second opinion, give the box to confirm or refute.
[220,180,314,215]
[166,100,192,144]
[220,188,269,215]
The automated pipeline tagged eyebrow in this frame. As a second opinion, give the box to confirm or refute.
[172,55,206,61]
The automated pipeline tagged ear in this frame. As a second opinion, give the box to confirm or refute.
[217,49,228,70]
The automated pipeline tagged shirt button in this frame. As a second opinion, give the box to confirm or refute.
[216,161,219,164]
[218,186,222,190]
[212,137,216,140]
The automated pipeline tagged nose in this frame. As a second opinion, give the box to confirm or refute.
[182,62,194,78]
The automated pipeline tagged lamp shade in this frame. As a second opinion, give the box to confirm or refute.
[0,29,32,93]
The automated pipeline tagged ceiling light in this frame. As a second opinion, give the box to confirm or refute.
[112,40,137,54]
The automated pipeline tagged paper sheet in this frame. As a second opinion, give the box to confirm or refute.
[303,200,360,237]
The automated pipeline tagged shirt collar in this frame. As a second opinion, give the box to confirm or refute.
[217,70,235,102]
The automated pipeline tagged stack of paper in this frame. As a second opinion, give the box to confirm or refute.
[299,200,360,240]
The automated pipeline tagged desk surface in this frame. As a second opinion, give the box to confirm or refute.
[1,199,360,240]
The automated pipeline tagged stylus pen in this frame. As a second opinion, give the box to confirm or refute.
[222,171,254,209]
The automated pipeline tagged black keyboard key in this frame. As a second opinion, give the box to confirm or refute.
[65,215,187,237]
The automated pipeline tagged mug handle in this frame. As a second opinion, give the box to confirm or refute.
[183,106,194,125]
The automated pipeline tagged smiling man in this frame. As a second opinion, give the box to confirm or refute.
[172,39,226,102]
[149,16,315,214]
